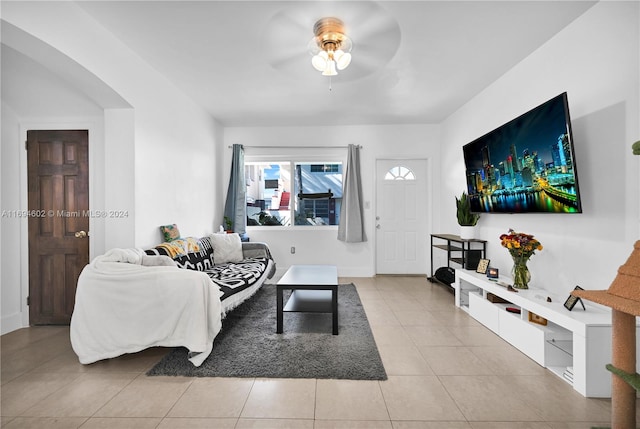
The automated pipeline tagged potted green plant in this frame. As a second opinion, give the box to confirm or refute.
[456,192,479,239]
[224,216,233,233]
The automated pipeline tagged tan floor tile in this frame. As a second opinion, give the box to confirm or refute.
[80,348,168,373]
[29,348,166,375]
[381,290,415,303]
[417,295,457,311]
[439,375,544,421]
[370,326,415,347]
[315,379,389,421]
[511,374,613,422]
[356,289,387,303]
[1,344,69,383]
[469,423,552,429]
[1,416,87,428]
[344,277,376,289]
[408,286,455,302]
[404,326,463,347]
[448,325,506,347]
[380,376,465,421]
[157,417,238,428]
[0,276,623,429]
[24,349,92,374]
[364,302,402,327]
[21,372,137,417]
[168,377,254,418]
[377,345,434,376]
[392,422,472,429]
[428,309,482,327]
[416,346,493,376]
[315,420,392,428]
[469,345,547,376]
[94,375,192,417]
[1,371,82,416]
[385,299,428,313]
[236,418,315,428]
[79,417,162,428]
[1,369,26,386]
[391,310,441,327]
[1,326,69,357]
[241,379,316,419]
[545,422,613,429]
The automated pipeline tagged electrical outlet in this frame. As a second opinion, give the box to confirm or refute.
[291,246,295,254]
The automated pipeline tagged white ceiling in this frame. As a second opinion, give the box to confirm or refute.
[4,1,597,127]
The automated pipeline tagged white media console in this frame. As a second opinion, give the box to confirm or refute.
[454,269,640,398]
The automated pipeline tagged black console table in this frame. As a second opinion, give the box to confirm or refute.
[429,234,487,284]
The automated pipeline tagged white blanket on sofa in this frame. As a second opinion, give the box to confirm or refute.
[70,248,223,367]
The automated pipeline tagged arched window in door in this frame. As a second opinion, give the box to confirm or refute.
[384,165,415,181]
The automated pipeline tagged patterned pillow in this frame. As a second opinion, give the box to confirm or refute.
[173,236,215,271]
[160,224,180,242]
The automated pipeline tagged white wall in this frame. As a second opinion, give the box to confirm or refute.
[439,1,640,295]
[2,1,223,248]
[1,2,222,332]
[224,124,440,277]
[1,103,23,333]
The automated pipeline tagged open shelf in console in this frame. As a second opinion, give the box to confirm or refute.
[547,338,573,356]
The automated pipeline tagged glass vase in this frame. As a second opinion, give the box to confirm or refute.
[511,257,531,289]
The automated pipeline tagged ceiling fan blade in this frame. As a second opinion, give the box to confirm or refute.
[260,1,401,78]
[261,8,314,71]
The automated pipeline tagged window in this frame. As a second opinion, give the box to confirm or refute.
[245,161,343,227]
[384,166,415,180]
[310,164,339,173]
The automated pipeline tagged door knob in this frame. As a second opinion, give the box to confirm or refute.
[376,224,381,229]
[74,230,88,238]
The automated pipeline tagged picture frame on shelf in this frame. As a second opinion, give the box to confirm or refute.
[564,286,586,311]
[528,311,548,326]
[476,258,490,274]
[487,267,499,279]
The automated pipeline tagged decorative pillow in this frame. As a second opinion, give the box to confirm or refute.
[173,236,215,271]
[209,233,243,264]
[160,224,180,242]
[154,237,200,258]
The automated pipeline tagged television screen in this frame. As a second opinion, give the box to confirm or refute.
[462,92,582,214]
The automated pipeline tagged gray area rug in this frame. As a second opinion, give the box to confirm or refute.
[147,283,387,380]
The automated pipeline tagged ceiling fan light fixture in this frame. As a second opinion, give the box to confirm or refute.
[309,17,352,76]
[321,60,338,76]
[311,51,329,71]
[334,50,351,70]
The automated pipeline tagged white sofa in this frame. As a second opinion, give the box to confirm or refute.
[70,235,275,367]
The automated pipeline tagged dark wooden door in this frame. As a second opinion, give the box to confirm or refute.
[27,130,89,325]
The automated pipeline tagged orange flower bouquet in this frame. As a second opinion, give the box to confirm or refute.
[499,229,543,289]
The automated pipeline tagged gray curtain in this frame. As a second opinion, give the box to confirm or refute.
[338,144,366,242]
[223,144,246,234]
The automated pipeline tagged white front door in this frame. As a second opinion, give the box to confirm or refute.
[375,159,429,274]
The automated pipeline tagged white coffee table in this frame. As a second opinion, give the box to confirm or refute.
[276,265,339,335]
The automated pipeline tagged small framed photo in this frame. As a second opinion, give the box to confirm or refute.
[487,267,499,279]
[476,259,490,274]
[563,286,586,311]
[528,311,548,326]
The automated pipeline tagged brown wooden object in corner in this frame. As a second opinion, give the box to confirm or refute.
[572,240,640,429]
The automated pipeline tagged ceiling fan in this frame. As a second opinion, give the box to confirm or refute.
[260,1,401,82]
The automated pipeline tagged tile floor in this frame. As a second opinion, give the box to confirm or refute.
[1,276,636,428]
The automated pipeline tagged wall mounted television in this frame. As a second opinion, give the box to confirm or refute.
[462,92,582,214]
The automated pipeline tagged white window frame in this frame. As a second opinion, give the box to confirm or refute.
[245,153,345,231]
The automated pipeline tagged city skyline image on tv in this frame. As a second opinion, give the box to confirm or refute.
[462,92,582,214]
